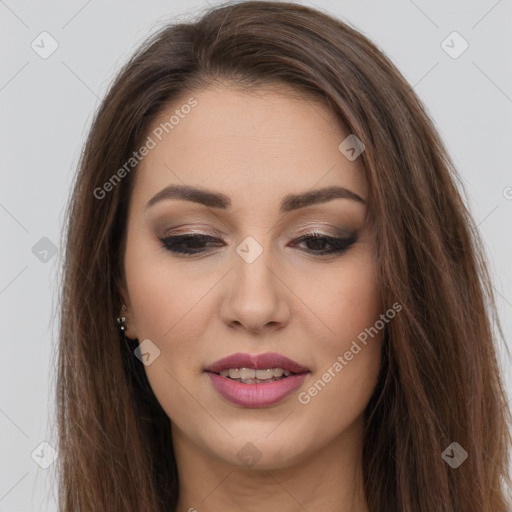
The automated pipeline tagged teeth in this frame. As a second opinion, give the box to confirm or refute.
[219,367,293,379]
[238,377,282,384]
[256,369,274,379]
[240,368,255,379]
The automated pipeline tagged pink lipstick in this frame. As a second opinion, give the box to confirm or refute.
[204,352,310,408]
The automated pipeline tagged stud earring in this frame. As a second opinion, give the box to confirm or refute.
[116,304,128,332]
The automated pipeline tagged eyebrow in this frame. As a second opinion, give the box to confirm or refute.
[145,184,365,213]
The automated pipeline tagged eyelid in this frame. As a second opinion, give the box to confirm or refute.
[161,220,353,237]
[160,226,226,238]
[161,228,350,243]
[159,230,359,257]
[293,225,355,239]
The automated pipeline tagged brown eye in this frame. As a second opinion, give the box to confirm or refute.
[159,231,358,258]
[291,232,358,256]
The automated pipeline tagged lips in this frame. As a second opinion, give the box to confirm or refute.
[204,352,310,408]
[204,352,310,374]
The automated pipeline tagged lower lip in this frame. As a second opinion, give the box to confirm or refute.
[206,372,308,408]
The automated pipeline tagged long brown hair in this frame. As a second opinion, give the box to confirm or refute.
[53,1,512,510]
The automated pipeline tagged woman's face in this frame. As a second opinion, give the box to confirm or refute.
[120,84,383,470]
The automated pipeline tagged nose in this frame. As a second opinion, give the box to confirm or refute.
[219,243,291,334]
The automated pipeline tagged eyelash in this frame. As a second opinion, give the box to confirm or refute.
[158,232,358,257]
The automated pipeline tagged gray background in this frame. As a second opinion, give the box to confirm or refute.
[1,0,511,509]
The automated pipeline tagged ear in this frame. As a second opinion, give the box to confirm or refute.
[115,278,138,341]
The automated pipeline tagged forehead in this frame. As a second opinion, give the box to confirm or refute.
[131,84,367,212]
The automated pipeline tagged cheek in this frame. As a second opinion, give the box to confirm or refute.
[123,243,217,412]
[123,247,209,419]
[124,238,209,343]
[294,312,383,453]
[297,248,382,348]
[295,335,382,456]
[293,251,383,420]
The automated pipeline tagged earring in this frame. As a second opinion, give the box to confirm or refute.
[116,304,127,332]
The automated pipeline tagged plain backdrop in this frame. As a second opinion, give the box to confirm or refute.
[0,0,511,510]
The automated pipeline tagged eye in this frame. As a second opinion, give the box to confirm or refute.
[291,232,358,256]
[159,234,223,255]
[158,231,358,257]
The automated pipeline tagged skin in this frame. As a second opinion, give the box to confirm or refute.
[119,83,384,512]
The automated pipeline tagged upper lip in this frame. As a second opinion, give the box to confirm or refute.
[205,352,310,374]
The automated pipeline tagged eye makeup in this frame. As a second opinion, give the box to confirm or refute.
[158,229,359,258]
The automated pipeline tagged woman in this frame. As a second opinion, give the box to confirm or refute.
[55,1,512,510]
